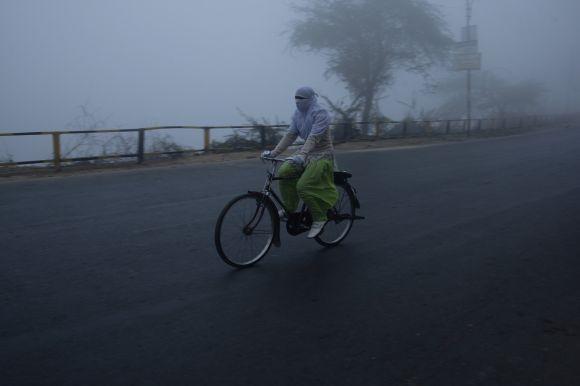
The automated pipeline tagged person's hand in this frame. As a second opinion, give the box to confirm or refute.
[260,150,272,160]
[285,154,305,166]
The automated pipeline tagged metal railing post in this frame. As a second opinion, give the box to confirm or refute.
[445,120,450,135]
[52,132,61,171]
[203,127,211,151]
[137,129,145,164]
[259,126,266,149]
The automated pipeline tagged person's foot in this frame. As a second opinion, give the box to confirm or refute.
[307,221,326,238]
[278,209,287,222]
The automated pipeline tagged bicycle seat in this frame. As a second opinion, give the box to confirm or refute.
[333,171,352,184]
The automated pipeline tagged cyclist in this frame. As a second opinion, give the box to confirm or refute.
[261,86,338,238]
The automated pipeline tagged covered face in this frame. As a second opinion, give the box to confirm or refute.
[295,86,316,113]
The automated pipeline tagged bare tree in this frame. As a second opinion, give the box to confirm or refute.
[147,133,184,158]
[0,139,13,163]
[62,103,110,158]
[210,109,285,150]
[236,108,284,148]
[289,0,452,133]
[0,152,14,163]
[63,103,185,162]
[320,95,362,140]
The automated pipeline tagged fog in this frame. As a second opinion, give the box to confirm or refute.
[1,0,579,161]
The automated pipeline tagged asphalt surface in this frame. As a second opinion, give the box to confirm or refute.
[1,126,580,386]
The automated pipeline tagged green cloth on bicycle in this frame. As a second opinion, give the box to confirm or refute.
[277,159,338,222]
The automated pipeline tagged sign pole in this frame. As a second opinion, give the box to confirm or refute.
[453,0,480,129]
[466,0,473,133]
[467,68,472,134]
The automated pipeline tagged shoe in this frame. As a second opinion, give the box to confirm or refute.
[307,221,326,238]
[278,209,287,222]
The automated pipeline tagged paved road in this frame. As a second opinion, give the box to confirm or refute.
[2,126,580,386]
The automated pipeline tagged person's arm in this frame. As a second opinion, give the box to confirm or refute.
[268,115,299,157]
[270,131,298,157]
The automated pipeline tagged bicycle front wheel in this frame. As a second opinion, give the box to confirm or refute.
[215,193,275,268]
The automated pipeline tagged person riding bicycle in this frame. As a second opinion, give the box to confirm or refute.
[261,86,338,239]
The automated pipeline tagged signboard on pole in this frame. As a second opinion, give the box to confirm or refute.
[453,52,482,71]
[454,25,482,71]
[454,40,478,55]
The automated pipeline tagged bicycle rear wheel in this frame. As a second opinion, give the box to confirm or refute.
[315,184,355,247]
[215,193,275,268]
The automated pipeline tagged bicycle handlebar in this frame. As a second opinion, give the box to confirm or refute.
[261,156,286,163]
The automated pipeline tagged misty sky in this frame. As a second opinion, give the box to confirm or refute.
[1,0,579,160]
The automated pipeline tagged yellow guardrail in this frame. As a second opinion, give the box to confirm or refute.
[0,116,559,171]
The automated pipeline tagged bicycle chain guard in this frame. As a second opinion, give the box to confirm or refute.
[286,211,313,236]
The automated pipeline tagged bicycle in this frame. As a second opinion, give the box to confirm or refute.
[214,156,364,268]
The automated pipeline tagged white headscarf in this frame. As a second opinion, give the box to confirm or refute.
[289,86,330,139]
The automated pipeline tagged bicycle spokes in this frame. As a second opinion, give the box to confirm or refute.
[216,195,274,267]
[242,202,266,235]
[315,184,355,246]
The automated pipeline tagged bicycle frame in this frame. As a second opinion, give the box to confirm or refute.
[215,157,364,267]
[259,157,297,215]
[246,156,364,243]
[239,157,292,247]
[258,155,364,217]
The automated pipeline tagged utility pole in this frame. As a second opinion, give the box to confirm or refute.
[466,0,473,133]
[453,0,480,126]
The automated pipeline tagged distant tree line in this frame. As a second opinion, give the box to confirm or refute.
[426,71,545,119]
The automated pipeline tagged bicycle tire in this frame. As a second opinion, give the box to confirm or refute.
[215,193,276,268]
[314,184,356,247]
